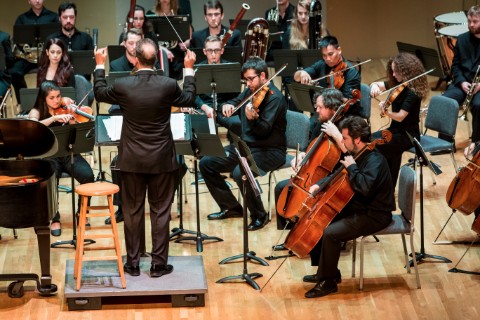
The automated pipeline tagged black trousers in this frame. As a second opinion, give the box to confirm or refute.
[443,85,480,142]
[310,210,391,280]
[121,170,177,266]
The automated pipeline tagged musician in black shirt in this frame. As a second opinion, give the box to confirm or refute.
[304,116,394,298]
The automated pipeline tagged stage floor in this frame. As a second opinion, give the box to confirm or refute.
[64,255,207,310]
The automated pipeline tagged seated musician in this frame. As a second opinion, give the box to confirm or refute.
[281,0,310,50]
[0,30,14,100]
[10,0,58,114]
[304,116,394,298]
[194,35,240,134]
[119,5,158,46]
[36,38,75,88]
[265,0,295,62]
[187,0,242,50]
[199,57,287,231]
[28,81,94,237]
[274,88,347,234]
[442,5,480,147]
[370,52,428,186]
[293,36,361,117]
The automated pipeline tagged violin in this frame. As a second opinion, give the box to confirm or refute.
[326,61,347,89]
[55,98,95,123]
[252,85,272,110]
[380,83,406,118]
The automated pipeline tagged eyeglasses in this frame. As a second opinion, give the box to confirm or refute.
[206,13,221,18]
[205,49,222,55]
[244,75,259,82]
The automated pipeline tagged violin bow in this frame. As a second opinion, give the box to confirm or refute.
[311,59,372,85]
[374,68,435,100]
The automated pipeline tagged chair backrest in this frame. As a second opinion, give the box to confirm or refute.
[285,110,310,151]
[74,75,94,107]
[359,83,371,120]
[425,95,459,137]
[398,165,417,222]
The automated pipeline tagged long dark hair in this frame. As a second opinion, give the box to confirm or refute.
[37,38,73,87]
[34,81,61,121]
[126,5,154,35]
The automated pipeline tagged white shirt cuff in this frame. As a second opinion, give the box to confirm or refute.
[95,64,105,71]
[183,67,194,77]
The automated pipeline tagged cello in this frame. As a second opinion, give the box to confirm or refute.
[284,130,392,258]
[446,145,480,233]
[276,89,361,219]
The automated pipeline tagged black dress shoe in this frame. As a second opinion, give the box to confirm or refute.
[272,243,287,251]
[123,263,140,276]
[305,279,338,298]
[207,207,243,220]
[150,264,174,278]
[248,214,268,231]
[105,209,124,225]
[303,271,342,284]
[50,221,62,237]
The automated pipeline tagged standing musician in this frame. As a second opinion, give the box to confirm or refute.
[293,36,361,116]
[274,88,347,232]
[442,5,480,151]
[304,116,395,298]
[93,39,196,277]
[10,0,58,114]
[370,52,429,186]
[28,81,94,237]
[265,0,295,62]
[187,1,242,49]
[199,57,287,231]
[0,30,14,100]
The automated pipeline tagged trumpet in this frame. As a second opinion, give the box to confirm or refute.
[459,64,480,121]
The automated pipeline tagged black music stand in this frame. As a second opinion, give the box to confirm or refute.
[406,133,451,265]
[191,47,243,65]
[13,23,60,45]
[149,15,190,42]
[19,87,76,114]
[273,49,323,77]
[175,116,225,251]
[287,82,322,113]
[68,50,95,75]
[49,121,96,249]
[217,133,269,268]
[217,146,264,290]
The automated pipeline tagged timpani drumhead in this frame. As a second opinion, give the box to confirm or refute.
[434,11,467,26]
[438,24,469,37]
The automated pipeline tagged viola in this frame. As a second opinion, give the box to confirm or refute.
[446,148,480,233]
[276,89,361,219]
[55,98,95,123]
[284,130,392,258]
[326,61,347,89]
[380,83,406,118]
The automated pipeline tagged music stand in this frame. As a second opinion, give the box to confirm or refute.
[273,49,323,77]
[19,87,76,114]
[175,115,225,252]
[68,50,95,75]
[406,132,451,265]
[149,15,190,42]
[49,121,96,249]
[217,133,268,267]
[217,146,265,290]
[286,82,321,113]
[13,23,61,45]
[191,47,243,65]
[107,45,125,63]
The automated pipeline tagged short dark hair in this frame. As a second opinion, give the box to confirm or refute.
[123,28,143,42]
[312,88,344,111]
[319,35,339,49]
[204,0,223,15]
[204,35,222,47]
[136,38,158,67]
[339,116,371,143]
[242,56,268,78]
[58,2,77,16]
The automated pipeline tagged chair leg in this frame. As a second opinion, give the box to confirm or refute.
[409,232,421,289]
[449,151,459,173]
[267,171,274,221]
[401,234,411,273]
[75,195,89,291]
[359,237,365,290]
[108,194,126,289]
[351,238,357,278]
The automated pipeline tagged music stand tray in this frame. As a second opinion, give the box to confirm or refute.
[194,63,242,95]
[69,50,95,75]
[273,49,322,76]
[149,15,190,41]
[107,45,125,63]
[286,82,321,113]
[13,23,61,44]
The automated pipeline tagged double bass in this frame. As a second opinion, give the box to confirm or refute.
[276,89,361,219]
[446,146,480,233]
[285,131,392,258]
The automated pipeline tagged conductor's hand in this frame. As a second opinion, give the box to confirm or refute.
[222,104,235,117]
[94,47,107,65]
[184,49,196,69]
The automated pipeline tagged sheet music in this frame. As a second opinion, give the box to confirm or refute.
[102,113,187,142]
[208,117,216,134]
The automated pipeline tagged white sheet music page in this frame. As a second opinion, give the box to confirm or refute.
[103,116,123,141]
[171,113,186,140]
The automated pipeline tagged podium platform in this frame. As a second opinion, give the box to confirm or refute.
[64,256,207,310]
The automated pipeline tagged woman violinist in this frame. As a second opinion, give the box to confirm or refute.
[28,81,94,237]
[370,52,429,186]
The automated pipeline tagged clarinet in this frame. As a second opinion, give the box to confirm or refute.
[459,65,480,120]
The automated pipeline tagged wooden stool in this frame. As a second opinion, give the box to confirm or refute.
[73,182,126,291]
